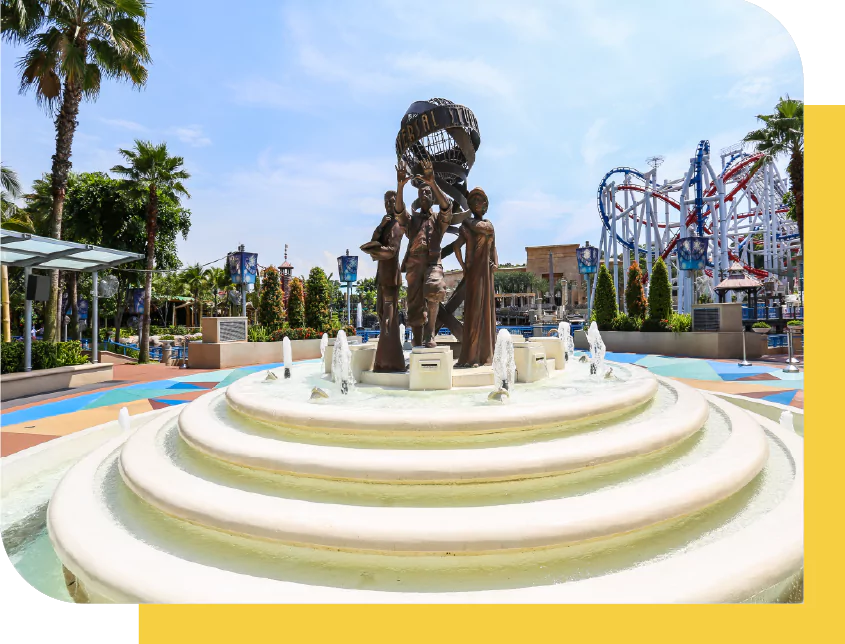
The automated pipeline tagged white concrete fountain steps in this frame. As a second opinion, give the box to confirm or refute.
[46,363,804,602]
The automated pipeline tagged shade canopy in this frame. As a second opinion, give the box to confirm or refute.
[715,261,762,292]
[1,228,144,271]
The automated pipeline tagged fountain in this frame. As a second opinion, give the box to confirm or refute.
[331,330,353,394]
[586,322,606,377]
[399,323,406,346]
[118,407,131,432]
[320,333,329,360]
[780,410,794,433]
[490,330,516,399]
[283,337,293,379]
[356,303,363,329]
[558,322,574,363]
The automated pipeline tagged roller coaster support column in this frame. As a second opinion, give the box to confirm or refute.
[610,183,618,306]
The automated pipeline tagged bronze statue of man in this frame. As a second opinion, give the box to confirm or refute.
[360,190,406,372]
[394,158,452,348]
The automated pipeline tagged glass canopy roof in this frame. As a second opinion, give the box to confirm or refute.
[0,228,144,271]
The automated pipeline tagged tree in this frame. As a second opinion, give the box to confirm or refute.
[625,262,648,320]
[1,163,23,341]
[648,258,672,321]
[112,141,190,362]
[304,267,331,331]
[204,267,232,317]
[744,96,803,248]
[493,270,546,295]
[355,277,377,312]
[63,171,189,337]
[593,264,618,330]
[258,266,285,330]
[287,277,306,328]
[2,0,151,343]
[179,264,207,328]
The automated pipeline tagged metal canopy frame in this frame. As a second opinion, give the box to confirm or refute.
[1,228,145,371]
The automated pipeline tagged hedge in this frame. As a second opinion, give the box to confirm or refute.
[1,340,89,374]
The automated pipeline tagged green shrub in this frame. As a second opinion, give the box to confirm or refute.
[625,262,648,320]
[258,266,286,331]
[271,327,320,341]
[787,320,803,327]
[1,342,25,374]
[612,314,641,332]
[593,264,618,330]
[248,325,270,342]
[158,334,175,340]
[641,318,671,333]
[648,257,673,321]
[752,321,771,329]
[1,340,89,373]
[669,313,691,333]
[287,277,306,328]
[305,267,332,331]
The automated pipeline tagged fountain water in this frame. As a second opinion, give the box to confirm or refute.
[780,410,794,433]
[586,322,606,377]
[399,324,406,345]
[558,322,574,363]
[331,330,353,394]
[283,337,293,379]
[118,407,130,432]
[492,329,516,392]
[320,333,329,360]
[356,303,363,329]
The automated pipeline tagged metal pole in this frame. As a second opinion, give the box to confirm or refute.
[24,267,32,372]
[241,283,246,318]
[586,273,594,321]
[92,270,99,364]
[784,328,800,371]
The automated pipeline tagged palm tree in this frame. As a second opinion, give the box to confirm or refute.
[180,263,207,329]
[205,267,233,317]
[112,141,190,362]
[1,163,22,216]
[744,96,804,249]
[2,0,151,343]
[1,163,23,341]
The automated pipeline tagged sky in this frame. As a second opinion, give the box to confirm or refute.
[1,0,802,281]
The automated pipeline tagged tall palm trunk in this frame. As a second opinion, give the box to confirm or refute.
[44,28,86,343]
[140,185,158,362]
[789,146,804,251]
[1,265,11,342]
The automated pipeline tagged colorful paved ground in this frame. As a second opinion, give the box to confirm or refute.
[0,353,803,457]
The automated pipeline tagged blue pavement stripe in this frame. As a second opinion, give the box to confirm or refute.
[761,390,798,405]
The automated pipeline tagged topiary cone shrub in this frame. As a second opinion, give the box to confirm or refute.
[287,277,306,328]
[593,264,618,330]
[648,257,673,321]
[305,267,332,331]
[258,266,286,331]
[625,262,648,320]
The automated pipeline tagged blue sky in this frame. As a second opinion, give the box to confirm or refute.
[1,0,802,280]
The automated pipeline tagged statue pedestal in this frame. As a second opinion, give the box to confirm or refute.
[514,343,548,383]
[531,337,566,371]
[409,346,453,391]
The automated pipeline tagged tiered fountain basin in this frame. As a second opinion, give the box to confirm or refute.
[46,358,803,603]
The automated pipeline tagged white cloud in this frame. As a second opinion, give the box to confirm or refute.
[718,76,777,108]
[170,125,211,148]
[394,54,515,102]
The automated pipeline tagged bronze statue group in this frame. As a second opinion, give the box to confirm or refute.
[360,158,498,374]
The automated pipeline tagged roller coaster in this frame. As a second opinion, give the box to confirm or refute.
[595,140,800,313]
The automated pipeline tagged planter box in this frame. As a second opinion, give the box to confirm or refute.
[188,338,339,370]
[573,330,767,360]
[0,362,114,402]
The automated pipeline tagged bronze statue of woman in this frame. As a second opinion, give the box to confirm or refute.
[453,187,498,367]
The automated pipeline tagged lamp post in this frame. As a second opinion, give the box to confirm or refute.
[676,235,709,314]
[227,245,258,319]
[576,241,599,320]
[337,249,358,326]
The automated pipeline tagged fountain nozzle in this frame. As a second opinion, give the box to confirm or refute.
[341,380,349,395]
[284,368,291,379]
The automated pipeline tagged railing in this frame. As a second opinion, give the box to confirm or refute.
[742,306,804,322]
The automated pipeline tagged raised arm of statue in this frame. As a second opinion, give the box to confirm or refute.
[394,164,412,228]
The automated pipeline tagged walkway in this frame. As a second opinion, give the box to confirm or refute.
[0,354,803,457]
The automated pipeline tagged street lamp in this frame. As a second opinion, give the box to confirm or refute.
[676,235,708,314]
[576,241,599,319]
[337,249,358,326]
[227,244,258,318]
